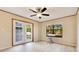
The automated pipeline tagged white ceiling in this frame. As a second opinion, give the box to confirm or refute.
[0,7,78,22]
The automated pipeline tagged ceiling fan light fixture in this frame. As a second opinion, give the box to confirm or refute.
[37,13,42,17]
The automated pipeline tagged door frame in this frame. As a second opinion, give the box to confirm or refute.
[12,18,34,46]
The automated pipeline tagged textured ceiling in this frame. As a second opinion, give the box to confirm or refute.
[0,7,78,22]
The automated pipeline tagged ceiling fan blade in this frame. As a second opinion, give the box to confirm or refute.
[41,7,47,12]
[30,14,36,17]
[42,14,49,16]
[29,9,37,13]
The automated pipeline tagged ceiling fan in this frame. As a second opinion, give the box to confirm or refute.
[29,7,49,19]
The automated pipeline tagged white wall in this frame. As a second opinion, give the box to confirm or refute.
[77,9,79,51]
[0,10,40,50]
[40,15,77,47]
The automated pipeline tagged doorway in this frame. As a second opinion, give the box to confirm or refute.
[12,19,33,45]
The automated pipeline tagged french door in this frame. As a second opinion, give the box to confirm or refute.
[13,20,33,45]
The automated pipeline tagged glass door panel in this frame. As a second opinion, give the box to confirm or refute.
[13,20,24,45]
[16,22,23,42]
[24,23,32,42]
